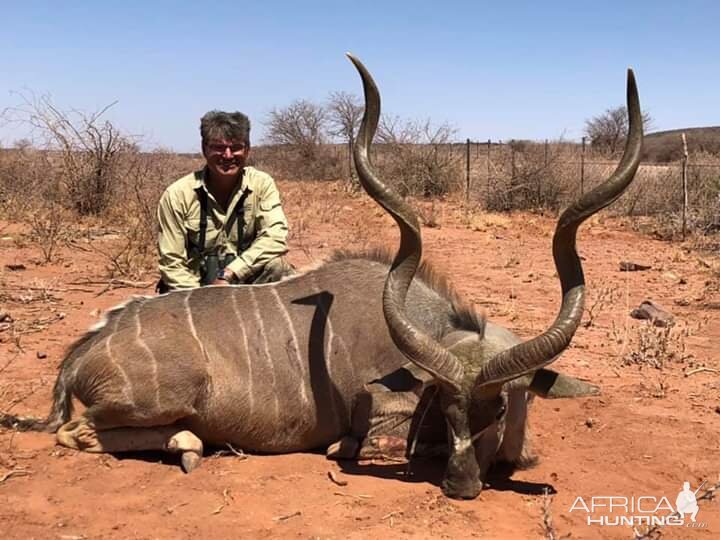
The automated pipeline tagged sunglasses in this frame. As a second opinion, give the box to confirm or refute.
[206,142,247,155]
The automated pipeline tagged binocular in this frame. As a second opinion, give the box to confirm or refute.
[200,253,237,285]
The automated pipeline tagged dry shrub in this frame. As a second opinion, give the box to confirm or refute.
[623,322,693,369]
[27,198,73,263]
[485,141,572,212]
[686,152,720,234]
[0,146,74,262]
[0,131,200,276]
[6,94,138,216]
[372,118,463,197]
[251,144,345,181]
[372,143,463,197]
[0,145,50,223]
[94,150,200,279]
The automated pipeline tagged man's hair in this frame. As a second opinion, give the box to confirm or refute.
[200,111,251,147]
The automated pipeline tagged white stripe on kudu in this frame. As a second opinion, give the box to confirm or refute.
[247,287,280,424]
[230,290,254,415]
[106,310,133,404]
[270,288,309,406]
[134,307,161,408]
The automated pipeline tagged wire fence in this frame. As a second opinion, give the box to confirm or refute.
[252,138,720,237]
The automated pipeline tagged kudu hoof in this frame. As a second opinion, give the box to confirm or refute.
[326,436,359,460]
[181,451,202,473]
[166,430,203,473]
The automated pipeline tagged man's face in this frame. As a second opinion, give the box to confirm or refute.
[203,139,250,180]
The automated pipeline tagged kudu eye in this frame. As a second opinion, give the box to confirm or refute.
[495,404,507,420]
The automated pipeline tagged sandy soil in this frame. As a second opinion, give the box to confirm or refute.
[1,181,718,539]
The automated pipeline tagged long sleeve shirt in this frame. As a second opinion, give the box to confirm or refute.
[157,167,289,289]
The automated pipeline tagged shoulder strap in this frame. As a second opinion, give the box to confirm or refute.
[235,187,251,252]
[196,187,209,252]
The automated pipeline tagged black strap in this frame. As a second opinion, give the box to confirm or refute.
[196,187,209,252]
[193,184,250,256]
[234,187,251,253]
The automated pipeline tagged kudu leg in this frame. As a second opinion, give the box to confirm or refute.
[56,417,204,472]
[327,389,444,461]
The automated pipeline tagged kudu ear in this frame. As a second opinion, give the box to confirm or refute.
[512,369,600,398]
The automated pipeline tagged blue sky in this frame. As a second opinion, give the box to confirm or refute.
[1,1,718,152]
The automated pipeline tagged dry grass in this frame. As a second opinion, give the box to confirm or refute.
[1,138,719,275]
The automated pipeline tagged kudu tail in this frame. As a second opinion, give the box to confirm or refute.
[0,352,77,433]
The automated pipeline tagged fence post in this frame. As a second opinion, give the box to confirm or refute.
[580,136,586,195]
[681,133,689,240]
[466,138,471,204]
[510,141,516,208]
[486,139,491,205]
[348,139,353,182]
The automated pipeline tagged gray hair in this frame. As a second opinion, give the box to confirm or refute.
[200,111,251,147]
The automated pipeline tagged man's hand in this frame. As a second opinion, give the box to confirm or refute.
[211,268,236,286]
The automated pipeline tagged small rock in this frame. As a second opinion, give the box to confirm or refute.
[715,406,720,415]
[0,311,12,323]
[630,300,675,327]
[619,261,652,272]
[585,418,595,428]
[4,263,26,271]
[662,271,683,283]
[36,351,47,359]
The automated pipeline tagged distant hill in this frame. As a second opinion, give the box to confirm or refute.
[643,126,720,162]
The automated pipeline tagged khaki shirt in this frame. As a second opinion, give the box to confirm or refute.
[157,167,289,289]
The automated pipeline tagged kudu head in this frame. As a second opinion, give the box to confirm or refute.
[348,53,643,499]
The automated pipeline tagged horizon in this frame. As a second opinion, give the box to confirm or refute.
[2,1,719,153]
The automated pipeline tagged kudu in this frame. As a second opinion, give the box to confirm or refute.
[0,55,643,500]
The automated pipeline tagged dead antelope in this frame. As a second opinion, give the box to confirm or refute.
[1,54,643,499]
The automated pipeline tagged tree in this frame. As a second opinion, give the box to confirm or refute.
[7,92,135,215]
[264,99,327,160]
[373,115,461,196]
[584,105,653,155]
[326,91,363,185]
[326,91,362,145]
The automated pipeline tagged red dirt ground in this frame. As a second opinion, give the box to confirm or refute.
[1,181,718,539]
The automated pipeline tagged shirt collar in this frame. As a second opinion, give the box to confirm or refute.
[194,166,250,193]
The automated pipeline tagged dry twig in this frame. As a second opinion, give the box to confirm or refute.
[211,488,233,515]
[0,468,31,484]
[273,510,301,522]
[327,470,348,486]
[225,442,248,460]
[541,487,558,540]
[333,491,372,500]
[684,367,719,377]
[166,502,189,515]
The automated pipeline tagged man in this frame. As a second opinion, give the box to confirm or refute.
[157,111,292,292]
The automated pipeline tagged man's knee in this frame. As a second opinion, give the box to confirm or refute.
[248,256,295,284]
